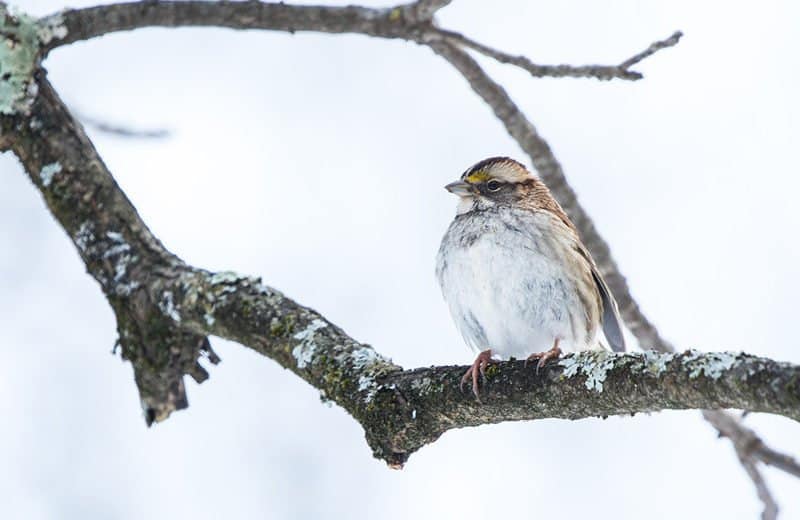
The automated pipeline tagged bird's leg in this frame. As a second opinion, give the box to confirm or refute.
[460,349,494,403]
[525,338,562,374]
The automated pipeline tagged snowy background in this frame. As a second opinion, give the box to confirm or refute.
[2,0,799,518]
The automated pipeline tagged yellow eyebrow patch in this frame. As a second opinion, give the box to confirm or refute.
[465,170,491,183]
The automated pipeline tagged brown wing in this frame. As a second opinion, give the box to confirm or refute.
[529,176,626,351]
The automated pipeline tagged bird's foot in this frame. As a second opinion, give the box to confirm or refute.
[460,349,494,403]
[525,341,562,374]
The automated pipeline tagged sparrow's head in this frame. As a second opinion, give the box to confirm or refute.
[445,157,538,214]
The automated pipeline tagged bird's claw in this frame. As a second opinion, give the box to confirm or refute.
[460,349,493,403]
[525,342,562,375]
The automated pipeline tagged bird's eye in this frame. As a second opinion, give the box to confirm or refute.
[486,180,503,192]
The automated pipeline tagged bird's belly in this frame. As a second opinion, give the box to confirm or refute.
[440,236,593,359]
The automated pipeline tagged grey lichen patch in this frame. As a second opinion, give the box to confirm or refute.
[104,231,139,296]
[409,376,434,394]
[358,374,376,394]
[349,345,396,401]
[292,318,327,369]
[179,276,217,328]
[74,221,95,253]
[682,350,739,380]
[39,161,61,187]
[206,271,270,301]
[102,232,131,259]
[559,350,618,392]
[0,6,67,115]
[209,271,244,285]
[35,12,67,44]
[72,224,140,295]
[158,290,181,323]
[180,270,282,334]
[351,346,385,370]
[203,311,215,326]
[641,350,678,376]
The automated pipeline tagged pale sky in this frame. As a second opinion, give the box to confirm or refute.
[2,0,799,518]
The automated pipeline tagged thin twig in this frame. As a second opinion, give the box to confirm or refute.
[75,111,170,139]
[739,455,779,520]
[436,29,682,81]
[755,444,800,478]
[619,31,684,68]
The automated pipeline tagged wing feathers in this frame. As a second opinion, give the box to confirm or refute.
[591,267,626,352]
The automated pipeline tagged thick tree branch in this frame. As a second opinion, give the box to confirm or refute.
[39,1,415,55]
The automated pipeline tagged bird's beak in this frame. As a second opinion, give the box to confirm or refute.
[444,180,473,197]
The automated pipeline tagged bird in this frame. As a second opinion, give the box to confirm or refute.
[435,157,625,401]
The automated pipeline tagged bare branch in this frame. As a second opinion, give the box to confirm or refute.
[436,29,683,81]
[40,1,414,55]
[619,31,684,69]
[704,410,800,479]
[704,410,782,518]
[739,455,779,520]
[75,110,170,139]
[755,444,800,478]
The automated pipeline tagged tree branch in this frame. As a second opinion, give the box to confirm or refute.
[74,110,170,139]
[739,453,779,520]
[39,1,416,55]
[437,29,683,81]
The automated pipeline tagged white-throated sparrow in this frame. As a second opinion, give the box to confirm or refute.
[436,157,625,400]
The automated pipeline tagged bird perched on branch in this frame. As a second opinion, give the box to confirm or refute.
[436,157,625,401]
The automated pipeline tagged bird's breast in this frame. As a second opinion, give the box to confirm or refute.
[436,208,600,358]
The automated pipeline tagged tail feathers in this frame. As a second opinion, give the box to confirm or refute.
[591,268,626,352]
